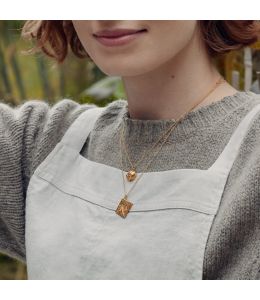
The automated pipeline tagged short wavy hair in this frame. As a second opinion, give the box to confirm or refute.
[21,20,260,63]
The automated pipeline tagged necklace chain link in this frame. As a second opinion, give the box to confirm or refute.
[115,76,226,218]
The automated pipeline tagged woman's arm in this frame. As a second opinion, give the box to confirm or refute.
[0,99,97,263]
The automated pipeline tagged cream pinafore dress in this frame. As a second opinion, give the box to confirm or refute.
[25,102,260,279]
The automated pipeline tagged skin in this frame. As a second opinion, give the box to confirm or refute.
[72,20,238,120]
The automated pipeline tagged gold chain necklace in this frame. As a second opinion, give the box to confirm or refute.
[121,76,227,184]
[115,76,226,218]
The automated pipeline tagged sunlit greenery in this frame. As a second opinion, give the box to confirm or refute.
[0,20,126,107]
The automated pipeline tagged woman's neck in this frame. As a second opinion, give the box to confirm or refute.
[121,28,238,121]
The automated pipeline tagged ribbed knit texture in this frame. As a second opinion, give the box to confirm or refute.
[0,91,259,279]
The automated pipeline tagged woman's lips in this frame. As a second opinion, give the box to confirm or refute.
[93,28,147,37]
[93,29,147,47]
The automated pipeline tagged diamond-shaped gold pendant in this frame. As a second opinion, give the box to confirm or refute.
[115,197,133,218]
[126,169,137,182]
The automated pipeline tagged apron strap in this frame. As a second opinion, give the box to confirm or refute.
[61,106,106,152]
[209,103,260,174]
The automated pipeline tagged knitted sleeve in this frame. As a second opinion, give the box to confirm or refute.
[0,99,97,263]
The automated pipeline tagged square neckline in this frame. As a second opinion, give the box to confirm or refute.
[33,99,260,214]
[36,141,221,215]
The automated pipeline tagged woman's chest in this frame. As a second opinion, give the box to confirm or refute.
[25,145,222,279]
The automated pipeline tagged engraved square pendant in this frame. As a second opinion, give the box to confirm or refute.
[115,197,133,218]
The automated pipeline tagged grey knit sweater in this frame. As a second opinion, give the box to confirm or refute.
[0,91,259,280]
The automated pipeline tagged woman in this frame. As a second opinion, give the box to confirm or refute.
[0,21,259,279]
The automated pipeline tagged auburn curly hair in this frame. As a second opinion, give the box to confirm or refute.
[21,20,260,64]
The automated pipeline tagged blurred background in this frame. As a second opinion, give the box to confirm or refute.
[0,20,260,280]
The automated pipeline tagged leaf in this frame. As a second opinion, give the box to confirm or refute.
[80,76,126,100]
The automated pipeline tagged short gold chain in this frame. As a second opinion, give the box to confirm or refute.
[121,76,226,170]
[120,76,226,197]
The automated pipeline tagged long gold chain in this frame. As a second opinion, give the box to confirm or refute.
[115,76,226,218]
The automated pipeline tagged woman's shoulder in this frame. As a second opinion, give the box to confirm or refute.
[0,97,98,183]
[0,98,97,126]
[241,91,260,123]
[90,98,128,130]
[0,97,99,262]
[232,91,260,163]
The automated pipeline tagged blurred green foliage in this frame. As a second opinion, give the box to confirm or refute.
[0,20,126,107]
